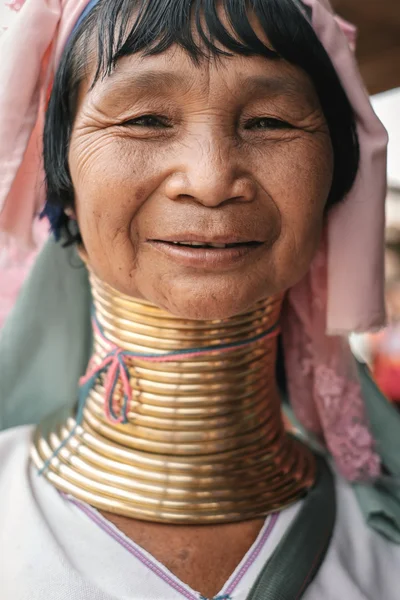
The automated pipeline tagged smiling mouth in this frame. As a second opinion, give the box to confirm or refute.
[153,240,262,249]
[147,239,264,269]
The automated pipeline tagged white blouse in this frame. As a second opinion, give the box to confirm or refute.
[0,426,399,600]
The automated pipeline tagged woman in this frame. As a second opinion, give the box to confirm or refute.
[0,0,400,598]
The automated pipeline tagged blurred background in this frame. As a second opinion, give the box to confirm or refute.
[333,1,400,406]
[334,0,400,94]
[1,0,400,405]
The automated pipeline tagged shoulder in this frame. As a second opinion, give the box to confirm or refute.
[307,471,400,600]
[0,425,34,494]
[335,473,400,570]
[0,425,33,470]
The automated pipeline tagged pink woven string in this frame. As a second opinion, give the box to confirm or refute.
[80,316,281,425]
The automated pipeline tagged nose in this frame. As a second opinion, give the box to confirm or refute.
[164,136,257,207]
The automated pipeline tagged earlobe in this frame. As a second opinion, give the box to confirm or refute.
[65,207,77,220]
[77,245,89,263]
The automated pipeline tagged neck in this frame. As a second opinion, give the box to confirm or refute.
[32,271,316,523]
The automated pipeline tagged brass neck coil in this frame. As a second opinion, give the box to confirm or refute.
[32,272,316,523]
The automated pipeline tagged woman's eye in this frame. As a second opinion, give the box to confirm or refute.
[121,115,171,128]
[245,117,293,130]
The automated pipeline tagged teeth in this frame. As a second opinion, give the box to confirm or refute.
[172,241,229,248]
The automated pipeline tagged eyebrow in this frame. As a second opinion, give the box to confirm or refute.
[242,74,309,98]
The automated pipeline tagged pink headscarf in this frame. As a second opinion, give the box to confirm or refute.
[0,0,388,480]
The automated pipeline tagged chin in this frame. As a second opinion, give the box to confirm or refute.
[147,280,272,321]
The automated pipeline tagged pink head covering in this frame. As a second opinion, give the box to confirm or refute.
[0,0,388,480]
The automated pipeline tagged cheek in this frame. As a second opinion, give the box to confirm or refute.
[68,132,165,287]
[69,132,158,226]
[255,135,333,289]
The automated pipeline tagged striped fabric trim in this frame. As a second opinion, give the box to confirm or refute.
[65,494,279,600]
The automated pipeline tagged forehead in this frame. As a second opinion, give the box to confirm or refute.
[83,47,318,109]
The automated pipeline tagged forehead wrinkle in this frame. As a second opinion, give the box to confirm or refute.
[91,63,216,107]
[95,70,305,95]
[92,62,216,101]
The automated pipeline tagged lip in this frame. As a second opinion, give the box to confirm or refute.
[152,235,264,245]
[147,240,264,270]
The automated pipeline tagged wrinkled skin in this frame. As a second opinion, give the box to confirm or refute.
[69,45,333,320]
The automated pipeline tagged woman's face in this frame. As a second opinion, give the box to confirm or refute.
[69,44,333,320]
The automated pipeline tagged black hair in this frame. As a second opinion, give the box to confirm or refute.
[43,0,360,245]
